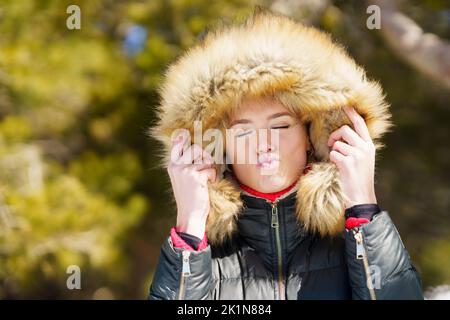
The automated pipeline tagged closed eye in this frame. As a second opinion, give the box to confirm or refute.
[271,125,290,129]
[236,130,254,138]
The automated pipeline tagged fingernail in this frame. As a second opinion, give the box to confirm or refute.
[172,134,180,143]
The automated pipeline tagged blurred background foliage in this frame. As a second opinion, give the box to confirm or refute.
[0,0,448,299]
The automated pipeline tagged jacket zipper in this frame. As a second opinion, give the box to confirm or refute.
[178,250,191,300]
[269,200,285,300]
[353,228,376,300]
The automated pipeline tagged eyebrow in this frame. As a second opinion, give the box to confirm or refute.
[230,112,292,126]
[268,112,293,120]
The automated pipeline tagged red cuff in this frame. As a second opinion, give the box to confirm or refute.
[170,227,208,251]
[345,217,370,230]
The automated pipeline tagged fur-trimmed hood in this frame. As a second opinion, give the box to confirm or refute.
[150,10,392,245]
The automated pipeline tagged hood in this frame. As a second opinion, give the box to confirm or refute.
[150,10,392,246]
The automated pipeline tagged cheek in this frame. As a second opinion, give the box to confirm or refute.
[279,133,308,165]
[231,161,260,187]
[225,138,256,163]
[225,141,256,175]
[279,134,306,154]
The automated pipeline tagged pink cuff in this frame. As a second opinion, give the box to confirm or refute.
[345,217,370,230]
[170,227,208,251]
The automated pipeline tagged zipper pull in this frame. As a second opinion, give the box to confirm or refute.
[271,204,279,228]
[354,229,364,260]
[181,250,191,276]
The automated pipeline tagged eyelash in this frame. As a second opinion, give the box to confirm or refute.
[236,125,290,138]
[236,131,252,138]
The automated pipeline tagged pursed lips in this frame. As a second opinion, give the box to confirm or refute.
[256,153,280,169]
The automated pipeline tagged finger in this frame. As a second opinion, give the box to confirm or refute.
[201,148,215,165]
[192,162,214,172]
[332,140,356,157]
[170,134,186,164]
[343,106,371,142]
[193,145,216,166]
[329,150,346,168]
[178,144,203,165]
[199,167,217,183]
[328,125,363,147]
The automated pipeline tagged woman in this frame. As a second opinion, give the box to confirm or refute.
[148,10,423,300]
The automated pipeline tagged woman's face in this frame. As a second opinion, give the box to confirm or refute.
[226,96,310,193]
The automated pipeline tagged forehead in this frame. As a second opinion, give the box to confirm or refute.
[230,96,291,120]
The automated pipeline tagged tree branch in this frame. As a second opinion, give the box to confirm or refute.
[369,0,450,89]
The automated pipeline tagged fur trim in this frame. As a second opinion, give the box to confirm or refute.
[296,162,346,237]
[150,10,392,245]
[206,176,243,245]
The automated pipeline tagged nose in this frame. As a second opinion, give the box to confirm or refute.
[257,129,277,154]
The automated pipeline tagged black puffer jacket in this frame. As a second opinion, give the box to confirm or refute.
[149,190,423,300]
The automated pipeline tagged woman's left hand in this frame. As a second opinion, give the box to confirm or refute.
[328,106,377,209]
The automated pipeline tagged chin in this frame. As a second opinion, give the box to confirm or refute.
[255,174,291,193]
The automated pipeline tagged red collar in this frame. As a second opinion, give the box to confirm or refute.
[238,180,298,202]
[237,164,312,203]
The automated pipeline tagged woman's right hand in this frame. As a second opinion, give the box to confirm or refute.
[168,132,217,239]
